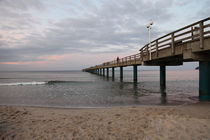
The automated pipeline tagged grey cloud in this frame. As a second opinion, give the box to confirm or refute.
[0,0,44,11]
[0,0,173,63]
[0,0,45,36]
[196,0,210,19]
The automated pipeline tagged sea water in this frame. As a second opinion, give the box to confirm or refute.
[0,70,199,108]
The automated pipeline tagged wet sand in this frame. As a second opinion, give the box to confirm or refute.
[0,102,210,140]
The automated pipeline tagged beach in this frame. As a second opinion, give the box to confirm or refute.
[0,102,210,140]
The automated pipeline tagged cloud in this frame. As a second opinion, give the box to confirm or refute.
[0,0,208,70]
[195,0,210,19]
[0,0,172,63]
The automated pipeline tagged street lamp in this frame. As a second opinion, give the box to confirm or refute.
[146,19,153,60]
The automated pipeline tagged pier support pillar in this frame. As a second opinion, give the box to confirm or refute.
[97,69,99,75]
[133,65,138,82]
[160,65,166,93]
[106,68,109,77]
[100,69,102,76]
[112,67,115,78]
[103,68,105,76]
[120,67,123,80]
[199,61,210,101]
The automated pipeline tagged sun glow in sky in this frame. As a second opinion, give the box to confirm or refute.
[0,0,209,70]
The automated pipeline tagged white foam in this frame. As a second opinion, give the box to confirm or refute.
[0,81,47,86]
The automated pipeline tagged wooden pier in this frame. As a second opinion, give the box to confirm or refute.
[83,17,210,101]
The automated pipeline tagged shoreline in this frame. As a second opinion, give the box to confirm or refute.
[0,101,198,110]
[1,102,210,139]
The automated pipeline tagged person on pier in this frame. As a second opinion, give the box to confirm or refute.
[117,56,119,64]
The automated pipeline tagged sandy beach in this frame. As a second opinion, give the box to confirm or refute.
[0,102,210,140]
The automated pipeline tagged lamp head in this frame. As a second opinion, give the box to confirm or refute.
[146,24,150,28]
[149,19,153,25]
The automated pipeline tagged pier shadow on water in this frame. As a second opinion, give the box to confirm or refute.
[102,75,170,106]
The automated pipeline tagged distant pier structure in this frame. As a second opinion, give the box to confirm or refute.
[83,17,210,101]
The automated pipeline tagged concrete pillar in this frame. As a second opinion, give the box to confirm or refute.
[160,65,166,93]
[112,67,115,78]
[133,65,138,82]
[99,69,102,75]
[120,66,123,80]
[106,68,109,77]
[199,61,210,101]
[103,68,105,76]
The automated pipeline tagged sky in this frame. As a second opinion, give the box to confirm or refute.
[0,0,209,71]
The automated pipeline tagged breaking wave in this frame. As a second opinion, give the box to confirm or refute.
[0,80,94,86]
[0,81,47,86]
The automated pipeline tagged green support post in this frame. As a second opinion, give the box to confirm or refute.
[112,67,115,78]
[103,68,105,76]
[106,68,109,77]
[160,65,166,93]
[199,61,210,101]
[120,67,123,80]
[133,65,138,82]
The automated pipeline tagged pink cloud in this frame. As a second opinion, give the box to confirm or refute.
[1,61,47,65]
[1,55,68,65]
[38,54,68,61]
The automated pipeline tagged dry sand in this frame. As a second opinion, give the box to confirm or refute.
[0,102,210,140]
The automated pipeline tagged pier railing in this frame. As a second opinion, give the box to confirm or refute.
[85,17,210,70]
[140,17,210,58]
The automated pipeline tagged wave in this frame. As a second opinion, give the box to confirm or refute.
[47,80,95,84]
[0,80,95,86]
[0,81,47,86]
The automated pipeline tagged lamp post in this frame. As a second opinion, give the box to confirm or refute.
[146,19,153,60]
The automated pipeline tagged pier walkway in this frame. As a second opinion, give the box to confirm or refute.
[83,17,210,101]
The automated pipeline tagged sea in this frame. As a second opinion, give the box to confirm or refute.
[0,70,199,108]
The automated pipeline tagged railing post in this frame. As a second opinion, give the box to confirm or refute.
[171,33,175,55]
[200,21,204,49]
[146,45,149,60]
[191,26,194,40]
[141,51,143,61]
[156,40,158,57]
